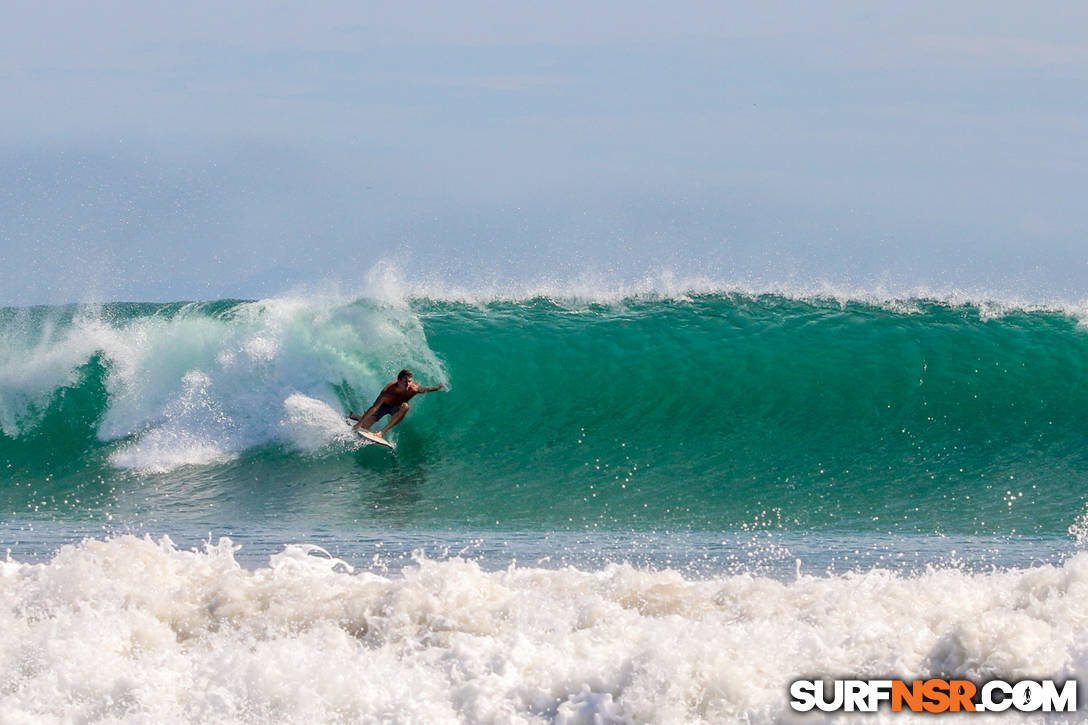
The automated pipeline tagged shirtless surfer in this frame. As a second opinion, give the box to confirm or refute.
[348,369,444,438]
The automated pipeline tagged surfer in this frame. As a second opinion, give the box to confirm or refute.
[348,369,444,438]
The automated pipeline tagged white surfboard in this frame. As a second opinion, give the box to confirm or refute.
[354,428,395,450]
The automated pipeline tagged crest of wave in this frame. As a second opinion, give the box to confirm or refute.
[390,262,1088,324]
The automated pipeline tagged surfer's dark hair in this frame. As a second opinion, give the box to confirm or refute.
[397,368,413,380]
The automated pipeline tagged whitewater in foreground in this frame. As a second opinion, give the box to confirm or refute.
[4,535,1088,723]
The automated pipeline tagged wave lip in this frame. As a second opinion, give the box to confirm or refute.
[391,268,1088,321]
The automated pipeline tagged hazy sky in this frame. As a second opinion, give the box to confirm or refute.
[3,1,1087,303]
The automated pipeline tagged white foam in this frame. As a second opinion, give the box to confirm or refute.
[2,536,1086,723]
[280,392,357,452]
[0,290,448,472]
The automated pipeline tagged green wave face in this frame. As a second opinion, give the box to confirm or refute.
[1,295,1086,534]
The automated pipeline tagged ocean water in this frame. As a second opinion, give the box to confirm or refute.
[2,284,1088,722]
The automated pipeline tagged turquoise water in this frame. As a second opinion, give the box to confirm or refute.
[1,293,1085,541]
[5,290,1088,723]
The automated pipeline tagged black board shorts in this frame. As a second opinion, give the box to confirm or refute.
[375,403,401,419]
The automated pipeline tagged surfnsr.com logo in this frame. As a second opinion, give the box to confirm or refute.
[790,679,1077,713]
